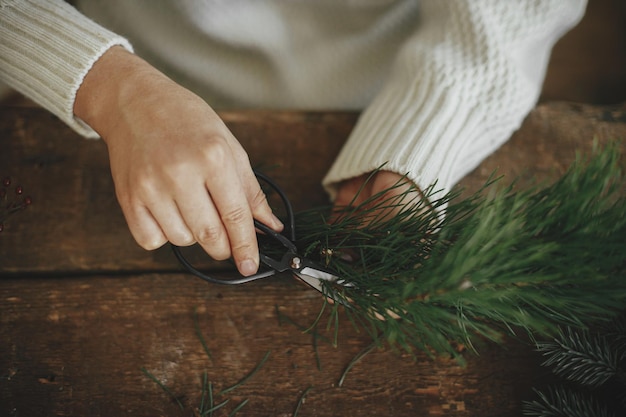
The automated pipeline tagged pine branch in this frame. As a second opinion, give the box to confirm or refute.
[537,327,620,387]
[523,386,614,417]
[527,312,626,416]
[598,313,626,361]
[290,142,626,357]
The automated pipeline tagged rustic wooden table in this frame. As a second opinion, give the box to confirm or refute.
[0,102,624,417]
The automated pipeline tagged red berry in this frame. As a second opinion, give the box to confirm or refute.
[15,185,23,195]
[2,177,10,187]
[0,223,4,232]
[22,196,32,206]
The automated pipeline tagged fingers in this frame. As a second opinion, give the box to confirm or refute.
[117,185,198,251]
[204,167,259,276]
[116,152,286,279]
[122,173,261,276]
[333,173,372,208]
[332,171,424,226]
[331,174,372,224]
[123,203,168,250]
[241,169,284,232]
[169,183,231,260]
[148,199,195,247]
[370,171,422,219]
[101,76,282,276]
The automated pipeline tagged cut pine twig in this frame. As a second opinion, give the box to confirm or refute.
[284,142,626,359]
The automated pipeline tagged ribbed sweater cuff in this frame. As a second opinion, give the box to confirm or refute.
[323,74,514,201]
[0,0,133,138]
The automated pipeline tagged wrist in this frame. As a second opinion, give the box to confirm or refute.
[73,46,165,142]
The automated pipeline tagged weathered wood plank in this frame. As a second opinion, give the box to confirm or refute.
[1,103,625,274]
[1,3,625,414]
[1,272,546,417]
[0,109,355,273]
[1,104,624,416]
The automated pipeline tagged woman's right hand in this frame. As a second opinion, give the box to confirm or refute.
[74,46,283,276]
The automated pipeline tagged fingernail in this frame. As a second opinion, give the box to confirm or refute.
[271,214,284,230]
[239,259,258,276]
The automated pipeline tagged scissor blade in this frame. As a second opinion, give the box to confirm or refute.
[295,266,340,294]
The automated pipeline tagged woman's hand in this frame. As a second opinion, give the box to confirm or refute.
[74,46,283,276]
[334,170,423,222]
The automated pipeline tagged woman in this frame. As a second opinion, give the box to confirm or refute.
[0,0,587,276]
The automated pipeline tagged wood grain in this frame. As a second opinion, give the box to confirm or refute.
[0,103,624,416]
[1,2,625,415]
[1,273,546,417]
[1,103,624,274]
[0,109,356,274]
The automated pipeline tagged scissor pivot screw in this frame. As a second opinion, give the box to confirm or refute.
[290,257,301,269]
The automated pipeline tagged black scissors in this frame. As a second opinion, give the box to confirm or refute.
[171,170,342,295]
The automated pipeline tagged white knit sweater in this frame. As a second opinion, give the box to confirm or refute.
[0,0,586,198]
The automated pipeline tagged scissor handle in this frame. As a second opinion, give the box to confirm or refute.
[254,169,296,242]
[172,237,277,285]
[171,170,297,284]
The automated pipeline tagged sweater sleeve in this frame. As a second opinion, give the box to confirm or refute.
[0,0,132,138]
[323,0,587,199]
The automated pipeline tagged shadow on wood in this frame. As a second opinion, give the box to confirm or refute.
[1,102,625,416]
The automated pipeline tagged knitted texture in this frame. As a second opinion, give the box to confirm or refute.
[0,0,586,195]
[323,0,586,197]
[0,0,132,138]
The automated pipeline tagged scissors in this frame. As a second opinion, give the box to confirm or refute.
[171,170,343,296]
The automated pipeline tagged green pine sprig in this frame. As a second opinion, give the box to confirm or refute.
[537,326,623,387]
[523,386,614,417]
[290,142,626,358]
[523,313,626,417]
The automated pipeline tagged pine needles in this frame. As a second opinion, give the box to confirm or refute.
[524,386,615,417]
[538,327,620,388]
[141,308,271,416]
[291,143,626,359]
[523,313,626,416]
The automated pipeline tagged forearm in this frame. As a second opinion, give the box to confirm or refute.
[0,0,132,138]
